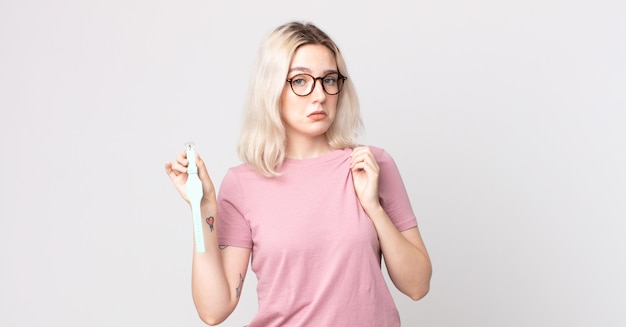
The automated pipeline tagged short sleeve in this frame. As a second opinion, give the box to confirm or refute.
[217,168,253,248]
[373,147,418,231]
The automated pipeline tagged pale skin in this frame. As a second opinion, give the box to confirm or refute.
[165,44,431,325]
[350,146,432,300]
[165,152,250,325]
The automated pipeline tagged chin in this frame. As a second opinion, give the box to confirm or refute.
[310,123,332,136]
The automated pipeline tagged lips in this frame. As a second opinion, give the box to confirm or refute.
[308,111,327,121]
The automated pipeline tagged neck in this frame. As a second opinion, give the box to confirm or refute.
[285,135,332,159]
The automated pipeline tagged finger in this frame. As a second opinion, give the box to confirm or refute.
[195,154,211,181]
[351,160,369,172]
[350,145,370,156]
[350,147,364,159]
[350,151,374,169]
[351,157,379,175]
[356,150,377,168]
[176,151,189,166]
[350,146,372,158]
[165,161,174,175]
[165,161,182,182]
[169,161,188,174]
[350,157,365,170]
[349,149,364,166]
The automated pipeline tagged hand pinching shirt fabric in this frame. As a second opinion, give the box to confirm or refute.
[218,146,417,327]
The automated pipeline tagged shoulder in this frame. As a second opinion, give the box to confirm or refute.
[355,145,404,180]
[225,160,277,178]
[355,144,394,163]
[228,162,256,175]
[221,163,261,189]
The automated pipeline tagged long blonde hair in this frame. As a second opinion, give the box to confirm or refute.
[237,21,363,177]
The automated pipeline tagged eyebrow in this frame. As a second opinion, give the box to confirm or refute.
[288,67,339,75]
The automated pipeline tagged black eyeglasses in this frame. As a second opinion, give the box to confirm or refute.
[286,72,347,97]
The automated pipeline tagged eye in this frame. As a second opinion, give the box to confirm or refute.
[323,74,339,85]
[291,74,310,86]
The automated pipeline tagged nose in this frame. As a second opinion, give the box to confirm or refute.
[311,77,327,99]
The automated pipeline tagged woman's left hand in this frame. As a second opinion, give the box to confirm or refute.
[350,146,381,213]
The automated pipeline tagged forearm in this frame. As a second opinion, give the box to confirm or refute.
[366,205,432,301]
[190,201,237,325]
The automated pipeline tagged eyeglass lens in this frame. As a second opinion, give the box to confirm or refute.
[289,73,344,96]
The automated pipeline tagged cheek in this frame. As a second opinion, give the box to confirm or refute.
[327,98,339,117]
[280,91,307,113]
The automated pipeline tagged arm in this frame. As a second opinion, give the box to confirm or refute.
[191,201,250,325]
[362,207,431,300]
[350,147,432,300]
[166,151,251,325]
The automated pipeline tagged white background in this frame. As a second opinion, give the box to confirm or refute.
[1,0,625,326]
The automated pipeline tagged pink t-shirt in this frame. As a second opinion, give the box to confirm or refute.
[217,146,417,327]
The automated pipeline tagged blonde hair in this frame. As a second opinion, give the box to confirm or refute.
[237,21,363,177]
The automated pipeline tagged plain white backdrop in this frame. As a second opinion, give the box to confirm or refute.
[1,0,625,326]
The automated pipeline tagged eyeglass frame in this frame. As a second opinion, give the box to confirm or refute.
[285,72,347,97]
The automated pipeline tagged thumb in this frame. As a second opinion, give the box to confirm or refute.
[195,154,211,181]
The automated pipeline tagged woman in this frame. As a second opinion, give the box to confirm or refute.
[165,21,432,326]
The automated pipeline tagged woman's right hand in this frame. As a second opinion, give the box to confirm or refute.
[165,150,217,206]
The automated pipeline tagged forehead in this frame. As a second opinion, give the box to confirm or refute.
[289,44,337,73]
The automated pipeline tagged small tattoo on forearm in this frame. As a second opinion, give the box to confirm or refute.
[236,273,243,298]
[206,216,214,232]
[219,245,229,250]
